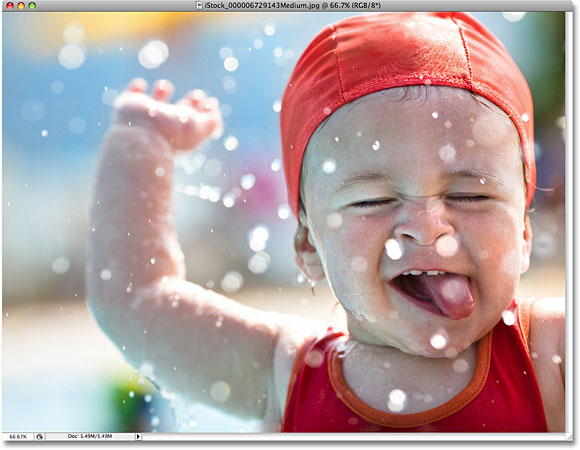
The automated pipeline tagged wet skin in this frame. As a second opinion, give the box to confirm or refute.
[297,86,532,357]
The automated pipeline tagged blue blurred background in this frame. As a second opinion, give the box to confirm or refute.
[3,11,566,433]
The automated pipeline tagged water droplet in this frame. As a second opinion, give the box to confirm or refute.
[431,111,439,119]
[248,252,270,274]
[371,140,381,151]
[51,257,70,274]
[58,43,86,69]
[221,271,244,293]
[270,159,282,172]
[326,212,343,229]
[215,315,224,328]
[444,120,452,128]
[210,381,231,402]
[51,80,64,94]
[264,24,276,36]
[240,173,256,190]
[138,40,169,69]
[502,309,516,326]
[273,47,283,58]
[224,136,239,151]
[63,20,84,42]
[435,235,458,257]
[204,159,222,177]
[385,239,403,260]
[479,178,486,184]
[521,113,530,123]
[305,349,324,368]
[68,117,87,135]
[248,225,269,252]
[453,358,469,373]
[356,131,362,137]
[438,144,456,162]
[334,136,340,142]
[155,166,165,177]
[322,158,336,174]
[466,139,475,148]
[444,347,458,358]
[423,394,433,403]
[531,352,538,359]
[350,256,368,272]
[253,38,264,49]
[222,193,236,208]
[144,394,152,403]
[430,334,447,350]
[139,361,155,379]
[272,100,282,112]
[129,390,135,398]
[552,355,562,364]
[388,389,406,412]
[222,76,236,93]
[150,257,156,265]
[150,416,160,427]
[502,12,526,22]
[126,282,133,293]
[224,56,239,72]
[348,417,359,426]
[41,129,48,137]
[277,204,291,220]
[323,107,332,116]
[100,269,112,281]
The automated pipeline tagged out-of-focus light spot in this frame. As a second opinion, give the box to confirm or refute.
[350,256,367,272]
[240,173,256,190]
[63,20,84,42]
[222,193,236,208]
[431,111,439,119]
[435,235,458,257]
[100,269,112,281]
[264,24,276,36]
[248,225,269,252]
[253,39,264,49]
[372,140,381,151]
[50,81,65,94]
[41,129,48,137]
[502,12,526,22]
[277,204,291,220]
[430,334,447,350]
[270,159,281,172]
[453,358,469,373]
[101,87,119,106]
[21,98,45,122]
[219,46,233,60]
[326,212,343,229]
[221,271,244,293]
[272,100,282,112]
[248,252,270,274]
[501,309,516,326]
[224,56,239,72]
[224,136,239,151]
[51,257,70,274]
[438,144,456,162]
[322,158,336,174]
[222,76,237,93]
[138,40,169,69]
[58,43,86,69]
[385,239,403,260]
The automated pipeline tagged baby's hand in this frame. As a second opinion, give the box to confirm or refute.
[112,78,223,152]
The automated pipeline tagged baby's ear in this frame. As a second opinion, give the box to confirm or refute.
[294,221,325,283]
[520,214,533,274]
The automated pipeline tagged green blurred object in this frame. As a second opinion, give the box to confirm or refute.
[107,374,157,432]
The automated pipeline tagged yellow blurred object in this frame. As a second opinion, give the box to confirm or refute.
[14,12,201,57]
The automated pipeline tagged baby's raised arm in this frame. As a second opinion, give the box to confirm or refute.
[87,79,320,424]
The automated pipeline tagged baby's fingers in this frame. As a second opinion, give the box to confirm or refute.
[152,79,175,102]
[126,77,148,93]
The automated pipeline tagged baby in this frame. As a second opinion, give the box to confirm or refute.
[87,12,565,432]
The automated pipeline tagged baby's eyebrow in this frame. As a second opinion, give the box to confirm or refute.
[336,169,504,194]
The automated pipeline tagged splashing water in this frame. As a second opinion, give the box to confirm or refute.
[240,173,256,190]
[248,225,269,252]
[221,271,244,293]
[138,40,169,70]
[350,256,368,272]
[388,389,406,413]
[224,136,239,151]
[322,158,336,174]
[277,204,291,220]
[223,56,239,72]
[51,257,70,274]
[438,144,456,163]
[100,269,112,281]
[385,239,403,260]
[248,252,270,274]
[501,309,516,326]
[209,381,231,403]
[430,334,447,350]
[435,235,458,257]
[452,358,469,373]
[326,212,343,229]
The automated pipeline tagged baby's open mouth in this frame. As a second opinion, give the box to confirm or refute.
[391,271,474,320]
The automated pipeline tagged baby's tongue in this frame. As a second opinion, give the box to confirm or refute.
[411,273,474,320]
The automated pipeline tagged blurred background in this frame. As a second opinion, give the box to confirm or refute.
[3,11,566,433]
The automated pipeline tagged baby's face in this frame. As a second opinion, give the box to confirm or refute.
[298,86,531,357]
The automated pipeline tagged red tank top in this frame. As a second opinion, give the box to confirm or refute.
[281,299,548,432]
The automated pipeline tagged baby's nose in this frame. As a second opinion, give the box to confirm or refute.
[393,198,454,247]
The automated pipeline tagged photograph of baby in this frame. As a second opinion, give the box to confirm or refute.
[3,9,567,435]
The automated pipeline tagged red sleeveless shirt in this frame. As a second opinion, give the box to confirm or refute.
[281,299,548,432]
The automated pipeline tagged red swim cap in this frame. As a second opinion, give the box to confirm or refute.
[280,12,535,216]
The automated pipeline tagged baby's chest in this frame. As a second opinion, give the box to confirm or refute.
[341,345,478,414]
